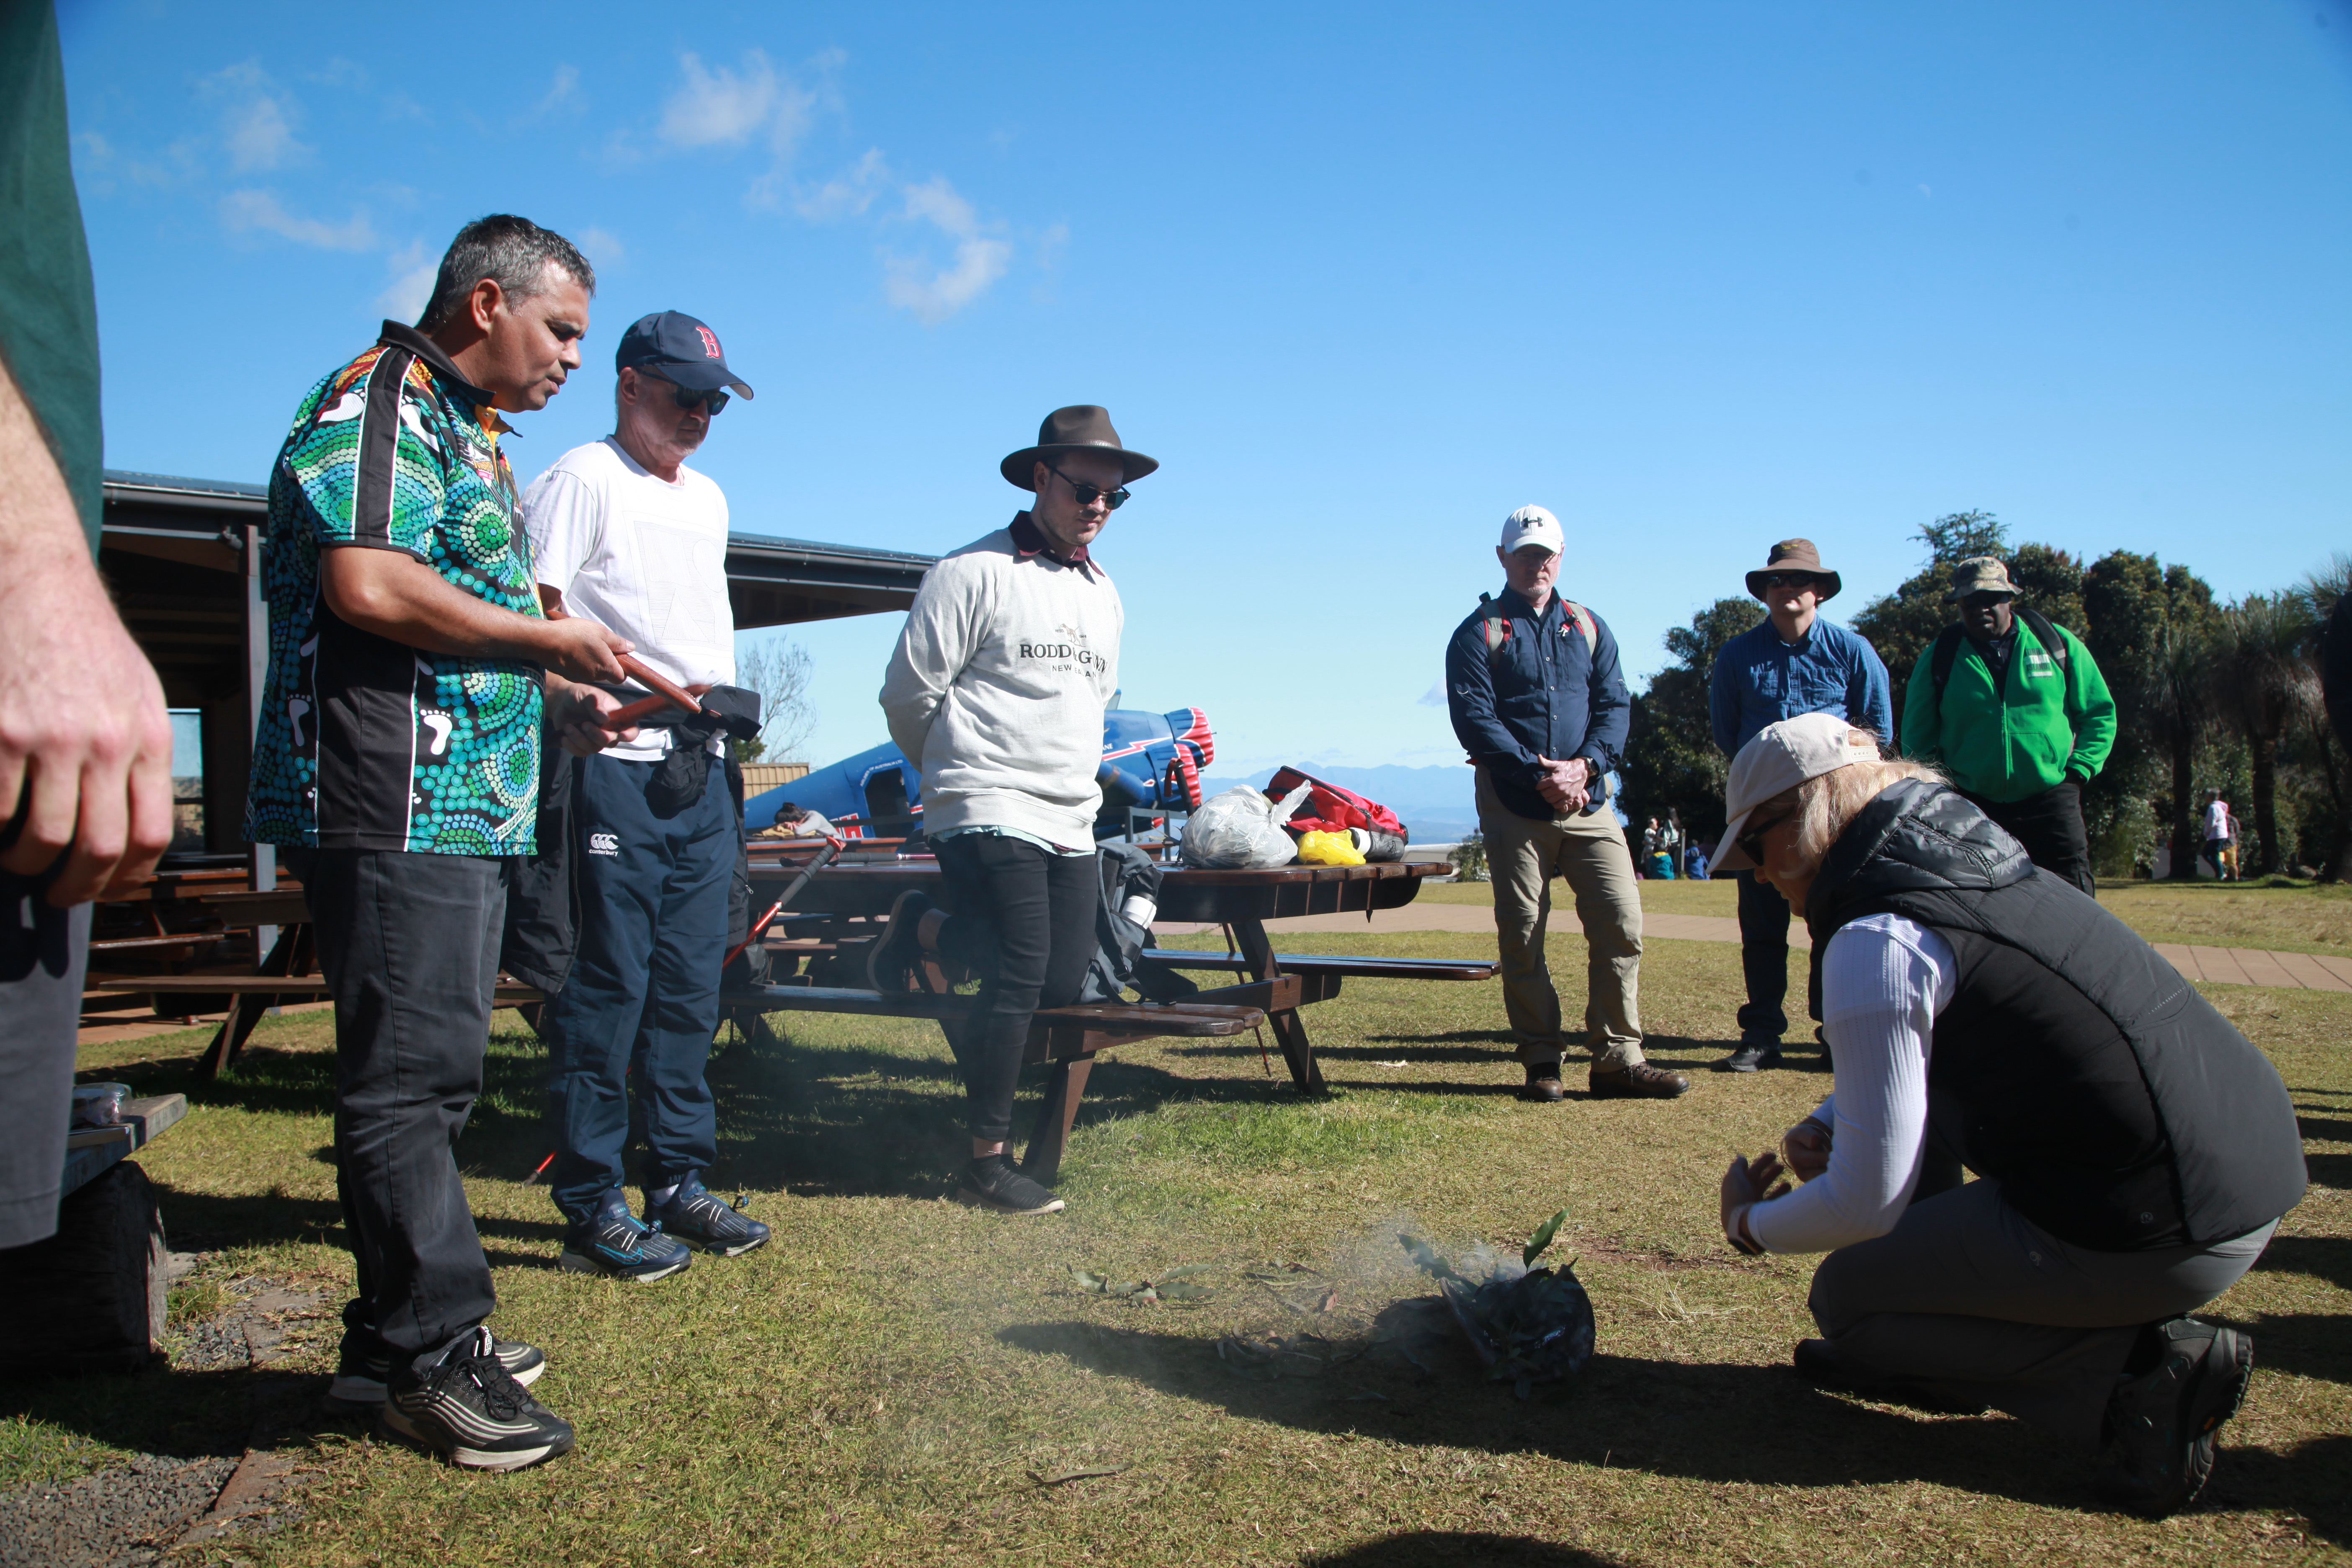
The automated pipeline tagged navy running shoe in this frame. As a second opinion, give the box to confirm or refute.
[558,1187,693,1282]
[328,1328,544,1410]
[381,1326,574,1472]
[645,1176,771,1258]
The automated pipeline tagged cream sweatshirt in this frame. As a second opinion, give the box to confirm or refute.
[878,522,1122,845]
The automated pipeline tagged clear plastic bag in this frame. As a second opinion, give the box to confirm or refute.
[1180,781,1314,869]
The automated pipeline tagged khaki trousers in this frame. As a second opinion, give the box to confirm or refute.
[1476,765,1645,1070]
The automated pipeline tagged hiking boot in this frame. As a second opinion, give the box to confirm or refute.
[559,1187,694,1282]
[1716,1038,1782,1073]
[1792,1338,1989,1416]
[2096,1318,2253,1517]
[327,1330,544,1411]
[645,1175,771,1258]
[955,1153,1065,1215]
[382,1326,575,1472]
[1518,1062,1566,1103]
[1590,1061,1690,1099]
[868,890,941,993]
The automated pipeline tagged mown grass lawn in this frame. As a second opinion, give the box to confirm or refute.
[9,916,2350,1565]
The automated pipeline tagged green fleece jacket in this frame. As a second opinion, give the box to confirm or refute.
[1900,617,2116,802]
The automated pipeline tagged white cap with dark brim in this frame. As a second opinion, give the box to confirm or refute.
[1712,713,1883,872]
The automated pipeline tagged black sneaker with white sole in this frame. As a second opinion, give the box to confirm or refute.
[558,1187,694,1282]
[868,890,941,994]
[645,1176,771,1257]
[327,1332,545,1411]
[381,1326,575,1472]
[2096,1317,2254,1517]
[955,1154,1065,1215]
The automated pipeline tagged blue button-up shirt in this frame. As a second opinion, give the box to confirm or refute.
[1708,616,1894,758]
[1447,589,1630,822]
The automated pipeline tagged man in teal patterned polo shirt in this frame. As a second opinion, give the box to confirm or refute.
[249,215,629,1473]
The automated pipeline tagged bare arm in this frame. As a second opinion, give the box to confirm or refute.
[0,355,174,904]
[321,548,630,684]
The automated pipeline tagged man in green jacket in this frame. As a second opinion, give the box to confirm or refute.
[1899,557,2115,896]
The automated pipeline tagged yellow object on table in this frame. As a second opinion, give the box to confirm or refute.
[1295,829,1365,866]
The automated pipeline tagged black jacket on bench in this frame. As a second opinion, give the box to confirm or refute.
[1805,778,2306,1253]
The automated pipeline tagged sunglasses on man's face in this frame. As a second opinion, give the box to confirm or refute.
[1046,461,1129,511]
[635,371,728,416]
[1759,573,1817,591]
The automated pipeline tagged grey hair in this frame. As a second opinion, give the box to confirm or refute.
[1749,731,1946,871]
[415,214,595,331]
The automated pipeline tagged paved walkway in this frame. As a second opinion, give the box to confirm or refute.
[1155,907,2352,993]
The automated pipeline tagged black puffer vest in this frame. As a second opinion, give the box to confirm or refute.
[1806,779,2306,1252]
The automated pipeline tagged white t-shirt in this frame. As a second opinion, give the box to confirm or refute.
[523,437,735,763]
[1744,912,1957,1256]
[2205,800,2234,841]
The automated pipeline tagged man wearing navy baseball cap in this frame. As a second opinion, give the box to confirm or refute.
[522,310,770,1280]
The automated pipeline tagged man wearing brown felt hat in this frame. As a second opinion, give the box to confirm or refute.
[1707,538,1893,1073]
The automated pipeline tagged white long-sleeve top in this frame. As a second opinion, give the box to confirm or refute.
[877,522,1122,846]
[1744,912,1957,1255]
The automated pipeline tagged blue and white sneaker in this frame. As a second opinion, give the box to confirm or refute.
[645,1176,771,1258]
[558,1187,694,1282]
[381,1326,574,1472]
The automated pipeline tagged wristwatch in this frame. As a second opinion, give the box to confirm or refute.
[1725,1203,1766,1257]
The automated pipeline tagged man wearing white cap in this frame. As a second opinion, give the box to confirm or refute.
[1444,506,1689,1102]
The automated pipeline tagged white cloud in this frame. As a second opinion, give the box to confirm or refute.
[534,64,583,118]
[1417,681,1447,708]
[377,239,436,321]
[202,62,309,172]
[660,50,785,149]
[579,226,624,266]
[880,175,1011,323]
[221,189,376,251]
[785,148,889,220]
[74,130,112,164]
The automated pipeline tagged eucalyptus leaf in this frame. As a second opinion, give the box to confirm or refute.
[1522,1207,1570,1269]
[1068,1267,1109,1292]
[1158,1280,1215,1301]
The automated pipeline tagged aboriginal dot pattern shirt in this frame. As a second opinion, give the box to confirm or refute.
[245,322,545,855]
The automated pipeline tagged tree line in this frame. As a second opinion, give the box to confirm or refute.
[1620,511,2351,881]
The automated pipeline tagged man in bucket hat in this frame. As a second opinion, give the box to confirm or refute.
[870,406,1154,1214]
[1898,556,2114,897]
[1707,539,1892,1073]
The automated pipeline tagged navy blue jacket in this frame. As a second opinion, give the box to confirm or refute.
[1708,616,1893,758]
[1446,588,1630,822]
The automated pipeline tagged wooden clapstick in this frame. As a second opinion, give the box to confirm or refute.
[601,655,706,729]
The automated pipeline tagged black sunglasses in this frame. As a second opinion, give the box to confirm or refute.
[634,369,728,416]
[1758,572,1817,590]
[1737,812,1791,867]
[1046,460,1129,511]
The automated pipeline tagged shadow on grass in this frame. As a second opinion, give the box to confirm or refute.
[0,1365,328,1471]
[996,1318,2352,1530]
[2305,1154,2351,1191]
[1304,1534,1627,1566]
[2257,1236,2352,1293]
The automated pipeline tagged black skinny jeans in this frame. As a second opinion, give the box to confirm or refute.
[1960,780,2096,898]
[932,833,1097,1145]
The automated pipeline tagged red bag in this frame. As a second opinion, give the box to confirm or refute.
[1265,766,1408,842]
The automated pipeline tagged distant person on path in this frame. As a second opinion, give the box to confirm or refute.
[1445,505,1689,1104]
[1898,556,2115,898]
[870,407,1149,1215]
[248,216,630,1470]
[2201,792,2238,882]
[1707,539,1892,1073]
[525,311,771,1282]
[1712,713,2303,1518]
[0,0,175,1252]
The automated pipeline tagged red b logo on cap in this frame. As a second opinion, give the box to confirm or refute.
[694,326,722,358]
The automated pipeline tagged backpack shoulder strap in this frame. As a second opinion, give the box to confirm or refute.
[1930,624,1966,697]
[1559,600,1597,656]
[2016,606,2070,673]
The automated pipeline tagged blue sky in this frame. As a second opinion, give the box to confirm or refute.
[60,0,2352,776]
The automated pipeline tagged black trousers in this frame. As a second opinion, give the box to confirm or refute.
[1962,781,2095,897]
[300,848,503,1359]
[932,834,1097,1146]
[1733,869,1791,1039]
[0,867,86,1250]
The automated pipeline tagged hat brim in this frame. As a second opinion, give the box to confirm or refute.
[1001,442,1159,490]
[1944,584,2015,602]
[1745,568,1841,602]
[627,358,754,399]
[1711,804,1763,873]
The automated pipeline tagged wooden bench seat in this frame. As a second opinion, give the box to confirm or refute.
[1138,950,1500,983]
[91,974,546,1006]
[717,983,1261,1037]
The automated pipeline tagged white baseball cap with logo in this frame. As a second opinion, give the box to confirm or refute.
[1498,504,1565,556]
[1712,712,1883,872]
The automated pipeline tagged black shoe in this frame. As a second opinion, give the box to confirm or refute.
[2096,1318,2253,1517]
[1518,1063,1566,1103]
[381,1326,575,1472]
[868,890,941,993]
[559,1188,694,1281]
[327,1331,544,1411]
[1716,1039,1782,1073]
[955,1154,1065,1215]
[1792,1337,1990,1416]
[646,1176,772,1258]
[1591,1061,1691,1099]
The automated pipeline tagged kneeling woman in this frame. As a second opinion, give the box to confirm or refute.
[1710,714,2304,1516]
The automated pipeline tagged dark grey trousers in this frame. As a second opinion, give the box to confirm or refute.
[0,868,86,1250]
[300,848,505,1359]
[1809,1175,2274,1451]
